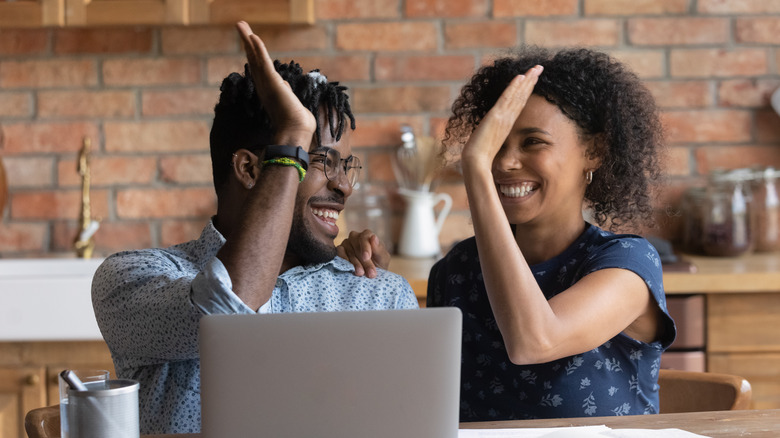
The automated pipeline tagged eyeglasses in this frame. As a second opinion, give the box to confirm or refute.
[309,147,362,188]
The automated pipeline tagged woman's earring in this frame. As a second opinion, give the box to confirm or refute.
[585,170,593,185]
[247,181,254,190]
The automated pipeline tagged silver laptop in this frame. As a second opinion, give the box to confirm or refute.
[199,308,462,438]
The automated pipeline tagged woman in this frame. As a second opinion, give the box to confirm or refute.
[340,46,676,421]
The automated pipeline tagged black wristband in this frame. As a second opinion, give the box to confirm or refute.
[264,145,309,171]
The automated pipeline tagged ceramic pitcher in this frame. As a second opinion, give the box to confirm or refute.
[397,188,452,258]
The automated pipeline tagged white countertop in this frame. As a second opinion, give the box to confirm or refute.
[0,258,105,341]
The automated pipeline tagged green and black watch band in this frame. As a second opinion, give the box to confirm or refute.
[264,145,309,171]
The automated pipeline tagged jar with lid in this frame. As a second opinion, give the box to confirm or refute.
[750,167,780,252]
[680,186,707,254]
[342,183,394,253]
[700,169,753,257]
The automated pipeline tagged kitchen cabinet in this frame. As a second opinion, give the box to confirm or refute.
[392,252,780,410]
[0,341,114,438]
[0,0,63,27]
[0,0,313,28]
[0,366,46,438]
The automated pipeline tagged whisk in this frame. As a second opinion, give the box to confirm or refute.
[392,125,442,192]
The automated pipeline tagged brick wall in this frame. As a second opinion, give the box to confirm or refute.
[1,0,779,258]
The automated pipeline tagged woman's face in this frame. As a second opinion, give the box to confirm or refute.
[491,94,597,228]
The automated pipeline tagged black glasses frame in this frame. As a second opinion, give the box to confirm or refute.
[309,147,362,188]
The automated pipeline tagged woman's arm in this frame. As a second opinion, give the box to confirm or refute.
[461,67,658,365]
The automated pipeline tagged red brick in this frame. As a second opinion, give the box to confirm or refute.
[661,110,752,145]
[103,58,201,86]
[58,156,157,186]
[0,29,48,55]
[444,21,516,49]
[628,18,728,46]
[350,116,427,148]
[718,79,780,108]
[406,0,488,18]
[142,88,219,117]
[161,219,207,247]
[104,121,210,153]
[438,212,473,249]
[664,146,692,177]
[2,122,99,155]
[206,55,247,84]
[0,60,97,88]
[585,0,688,15]
[10,189,109,220]
[375,55,475,82]
[645,81,713,109]
[756,110,780,143]
[610,50,665,79]
[2,157,55,188]
[495,0,577,16]
[435,181,469,211]
[51,221,153,254]
[364,150,398,184]
[255,25,329,52]
[336,22,437,51]
[670,49,768,78]
[286,55,372,83]
[315,0,399,19]
[698,0,780,14]
[38,90,136,118]
[161,26,237,54]
[116,188,216,219]
[54,28,153,54]
[736,18,780,44]
[159,154,213,184]
[352,86,451,113]
[0,92,33,117]
[0,223,47,252]
[694,145,780,175]
[525,19,620,47]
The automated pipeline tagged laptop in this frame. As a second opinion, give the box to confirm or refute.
[199,308,462,438]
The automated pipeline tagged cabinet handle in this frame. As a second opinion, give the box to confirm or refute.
[25,374,40,386]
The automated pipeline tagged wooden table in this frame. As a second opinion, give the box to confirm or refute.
[144,409,780,437]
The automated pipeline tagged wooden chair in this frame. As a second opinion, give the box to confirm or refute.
[658,369,752,413]
[24,404,60,438]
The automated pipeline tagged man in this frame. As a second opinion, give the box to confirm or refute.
[92,22,417,435]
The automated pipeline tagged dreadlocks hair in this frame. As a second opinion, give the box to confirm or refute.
[444,45,665,232]
[209,61,356,192]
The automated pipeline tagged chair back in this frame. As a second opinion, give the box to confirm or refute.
[24,404,60,438]
[658,369,752,413]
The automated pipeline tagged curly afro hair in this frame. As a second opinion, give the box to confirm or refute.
[209,61,355,192]
[445,46,664,231]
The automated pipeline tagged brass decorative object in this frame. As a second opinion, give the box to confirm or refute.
[74,137,100,258]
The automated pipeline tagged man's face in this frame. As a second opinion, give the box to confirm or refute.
[285,116,354,267]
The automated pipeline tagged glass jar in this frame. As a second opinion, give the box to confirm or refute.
[681,187,707,255]
[343,183,394,253]
[700,169,753,257]
[750,167,780,252]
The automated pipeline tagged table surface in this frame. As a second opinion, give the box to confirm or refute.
[144,408,780,438]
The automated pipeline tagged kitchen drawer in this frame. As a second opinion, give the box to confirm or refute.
[708,293,780,352]
[708,352,780,410]
[666,295,705,349]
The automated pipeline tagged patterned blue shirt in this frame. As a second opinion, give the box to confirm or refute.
[428,223,676,421]
[92,220,418,434]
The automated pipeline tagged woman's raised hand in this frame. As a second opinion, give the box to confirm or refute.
[236,21,316,143]
[337,229,391,278]
[460,65,543,171]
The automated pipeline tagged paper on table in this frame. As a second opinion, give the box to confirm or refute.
[458,426,711,438]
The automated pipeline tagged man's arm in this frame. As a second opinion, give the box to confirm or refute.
[215,22,317,311]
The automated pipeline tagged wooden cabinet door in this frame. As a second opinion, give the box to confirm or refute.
[189,0,313,25]
[0,366,47,438]
[64,0,187,25]
[0,0,64,27]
